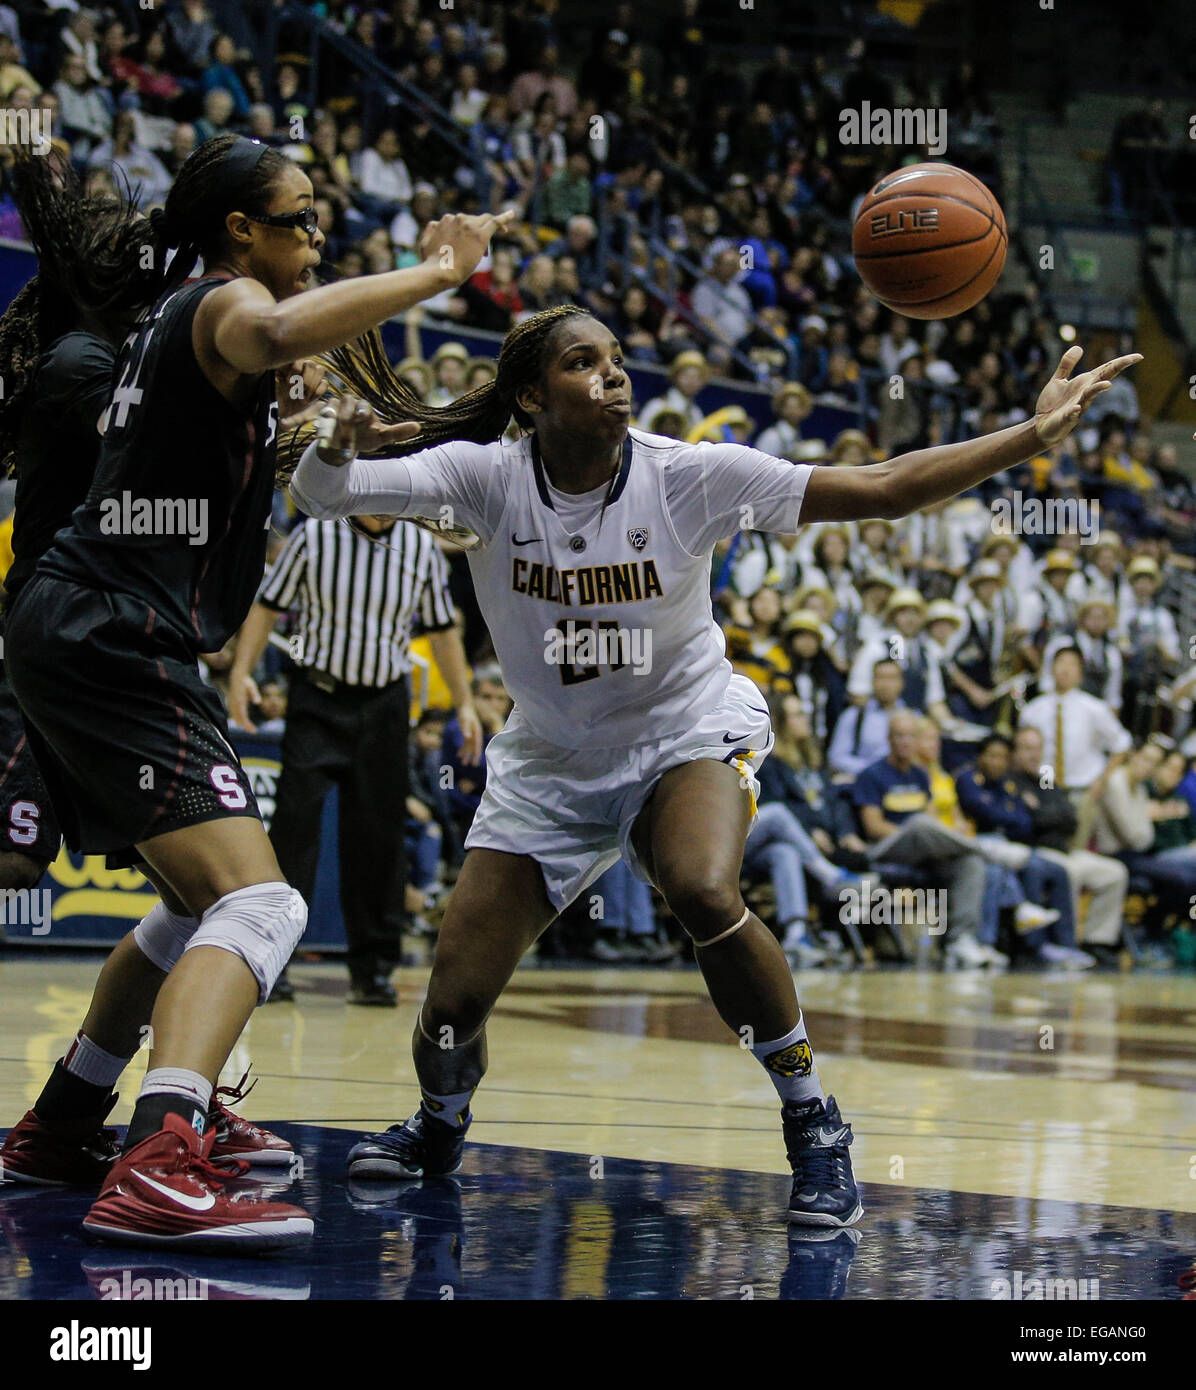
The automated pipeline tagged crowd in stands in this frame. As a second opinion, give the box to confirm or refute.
[5,1,1196,971]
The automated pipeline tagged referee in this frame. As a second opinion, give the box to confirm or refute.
[229,513,480,1005]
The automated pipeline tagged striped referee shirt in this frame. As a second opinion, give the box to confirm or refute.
[258,518,455,687]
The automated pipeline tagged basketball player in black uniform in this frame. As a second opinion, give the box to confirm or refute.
[0,148,296,1186]
[5,134,510,1249]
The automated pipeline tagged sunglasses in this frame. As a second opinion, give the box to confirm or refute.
[248,207,320,238]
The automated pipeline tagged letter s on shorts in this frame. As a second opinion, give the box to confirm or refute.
[210,765,249,810]
[8,800,40,846]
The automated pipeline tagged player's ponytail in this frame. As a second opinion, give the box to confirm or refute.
[0,148,162,478]
[152,134,291,292]
[275,303,595,481]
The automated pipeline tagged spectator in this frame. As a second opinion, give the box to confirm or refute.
[542,213,601,291]
[87,109,171,209]
[442,672,511,854]
[692,247,753,359]
[0,31,38,100]
[847,587,949,722]
[165,0,218,76]
[954,734,1096,969]
[1039,598,1122,712]
[59,8,103,84]
[755,383,812,461]
[194,86,235,146]
[509,44,578,119]
[637,350,708,436]
[541,150,592,229]
[587,859,674,963]
[358,128,414,213]
[449,62,488,127]
[105,25,184,113]
[1091,742,1196,956]
[517,253,558,315]
[780,610,847,743]
[827,658,907,781]
[200,31,249,118]
[1019,646,1133,796]
[458,245,524,331]
[407,709,450,901]
[52,49,110,157]
[1010,725,1129,959]
[426,342,469,407]
[852,710,996,968]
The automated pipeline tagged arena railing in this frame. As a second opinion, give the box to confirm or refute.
[263,2,486,195]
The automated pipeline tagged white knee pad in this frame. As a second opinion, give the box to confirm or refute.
[182,882,307,1002]
[133,902,200,973]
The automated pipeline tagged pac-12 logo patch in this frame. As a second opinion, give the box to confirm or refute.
[627,526,649,551]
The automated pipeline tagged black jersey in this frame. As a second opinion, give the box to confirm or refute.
[39,273,279,653]
[5,331,114,605]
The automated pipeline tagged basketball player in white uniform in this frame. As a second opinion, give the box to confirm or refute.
[291,306,1138,1226]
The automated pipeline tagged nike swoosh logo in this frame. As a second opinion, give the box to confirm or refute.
[132,1168,217,1212]
[813,1127,849,1147]
[512,535,542,546]
[723,732,753,744]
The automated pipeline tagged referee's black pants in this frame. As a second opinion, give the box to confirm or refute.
[269,671,410,983]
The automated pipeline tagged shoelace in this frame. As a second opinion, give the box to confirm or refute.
[789,1127,852,1190]
[376,1117,423,1157]
[189,1146,251,1186]
[211,1068,258,1113]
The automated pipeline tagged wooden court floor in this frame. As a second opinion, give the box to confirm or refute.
[2,955,1194,1215]
[2,956,1196,1301]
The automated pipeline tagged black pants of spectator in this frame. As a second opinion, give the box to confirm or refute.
[268,671,409,985]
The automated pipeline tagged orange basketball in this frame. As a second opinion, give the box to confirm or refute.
[852,162,1007,319]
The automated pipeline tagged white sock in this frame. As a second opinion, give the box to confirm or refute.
[750,1014,826,1106]
[139,1067,213,1112]
[63,1031,131,1089]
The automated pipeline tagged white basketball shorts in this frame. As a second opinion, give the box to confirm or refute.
[465,673,774,911]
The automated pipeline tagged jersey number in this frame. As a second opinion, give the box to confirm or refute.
[553,618,626,687]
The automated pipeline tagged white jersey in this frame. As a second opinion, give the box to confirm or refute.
[293,427,813,749]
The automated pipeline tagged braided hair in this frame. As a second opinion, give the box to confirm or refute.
[276,303,595,476]
[0,148,162,477]
[0,135,291,477]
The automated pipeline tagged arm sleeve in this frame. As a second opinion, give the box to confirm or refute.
[662,441,814,553]
[290,437,507,544]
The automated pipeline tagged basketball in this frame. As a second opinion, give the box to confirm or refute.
[852,162,1008,319]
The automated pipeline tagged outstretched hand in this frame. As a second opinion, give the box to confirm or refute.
[1033,346,1143,447]
[314,394,421,466]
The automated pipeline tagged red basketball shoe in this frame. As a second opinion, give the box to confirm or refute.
[83,1113,313,1251]
[208,1070,295,1169]
[0,1102,119,1187]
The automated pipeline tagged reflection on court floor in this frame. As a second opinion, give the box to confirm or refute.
[1,958,1194,1300]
